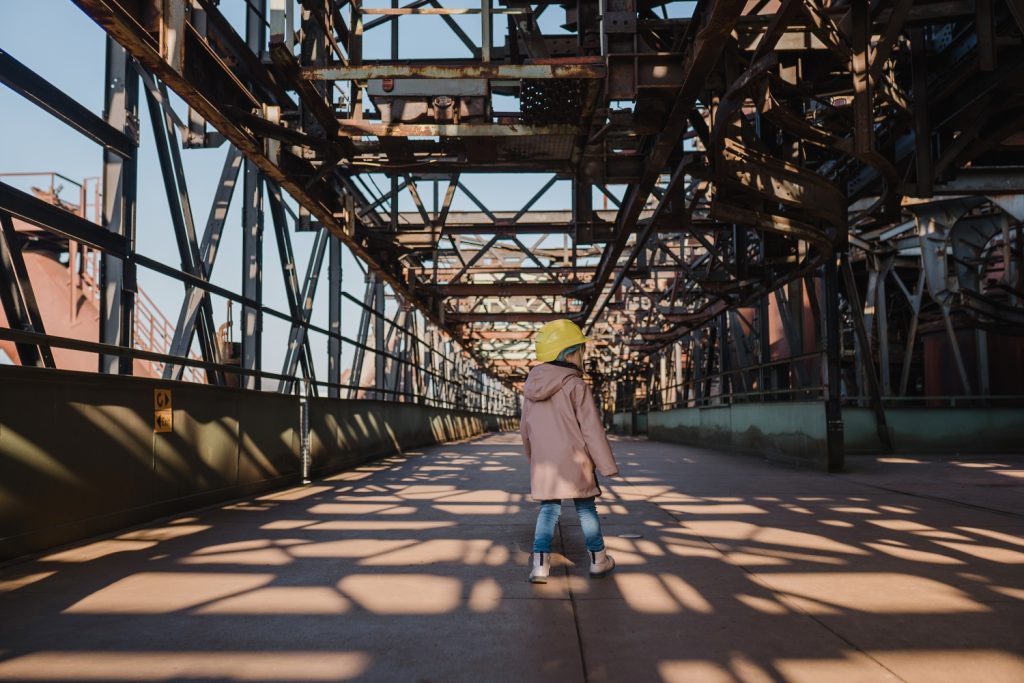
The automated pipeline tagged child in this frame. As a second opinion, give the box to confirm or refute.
[520,319,620,583]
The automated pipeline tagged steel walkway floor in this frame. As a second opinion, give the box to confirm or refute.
[1,433,1023,682]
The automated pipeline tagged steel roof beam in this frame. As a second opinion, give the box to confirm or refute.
[302,59,605,81]
[429,283,584,298]
[69,0,450,336]
[449,312,572,323]
[0,49,135,159]
[583,0,745,327]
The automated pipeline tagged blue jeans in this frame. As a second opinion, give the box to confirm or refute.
[532,497,605,553]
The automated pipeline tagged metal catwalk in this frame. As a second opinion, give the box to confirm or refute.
[0,433,1022,682]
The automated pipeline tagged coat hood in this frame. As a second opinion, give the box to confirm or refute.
[523,363,580,402]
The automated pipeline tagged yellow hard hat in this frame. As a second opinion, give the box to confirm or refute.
[535,319,588,362]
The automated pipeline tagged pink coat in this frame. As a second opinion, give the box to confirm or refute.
[520,363,619,501]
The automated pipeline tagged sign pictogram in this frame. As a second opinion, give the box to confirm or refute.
[154,389,173,433]
[154,389,172,410]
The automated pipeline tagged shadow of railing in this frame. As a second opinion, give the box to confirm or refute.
[0,434,1022,681]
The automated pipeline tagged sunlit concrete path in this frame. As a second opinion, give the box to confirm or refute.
[1,434,1023,683]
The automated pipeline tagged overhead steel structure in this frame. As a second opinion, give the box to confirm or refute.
[2,1,1024,466]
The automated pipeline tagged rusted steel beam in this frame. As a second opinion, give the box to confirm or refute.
[851,0,873,156]
[587,155,696,330]
[361,7,526,15]
[68,0,449,335]
[449,312,575,323]
[0,181,128,255]
[868,0,913,83]
[337,121,581,137]
[799,0,852,60]
[583,0,745,326]
[466,331,536,340]
[718,139,845,225]
[401,209,629,225]
[484,358,534,366]
[909,27,932,198]
[431,283,583,298]
[0,49,135,158]
[416,267,599,277]
[931,167,1024,194]
[303,59,605,81]
[268,39,341,140]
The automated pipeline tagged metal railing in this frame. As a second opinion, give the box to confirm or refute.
[611,352,828,415]
[0,325,517,415]
[3,172,207,382]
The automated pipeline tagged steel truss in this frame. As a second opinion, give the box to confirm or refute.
[3,1,1024,447]
[0,10,516,416]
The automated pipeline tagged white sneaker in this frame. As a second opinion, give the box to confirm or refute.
[529,552,551,583]
[589,549,615,577]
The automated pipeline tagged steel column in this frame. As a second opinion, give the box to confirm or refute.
[328,235,343,398]
[374,276,386,400]
[240,0,267,391]
[99,38,139,374]
[823,257,844,471]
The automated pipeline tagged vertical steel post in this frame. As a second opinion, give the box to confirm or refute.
[389,2,399,233]
[659,352,667,409]
[758,284,771,399]
[976,328,990,397]
[350,277,373,397]
[349,1,364,120]
[876,260,892,396]
[241,166,263,389]
[300,384,311,483]
[403,310,414,401]
[674,342,683,407]
[374,277,386,400]
[789,276,804,388]
[851,0,873,155]
[186,4,209,146]
[909,27,932,197]
[242,0,267,390]
[328,236,343,398]
[823,257,844,471]
[841,254,891,449]
[718,314,729,400]
[481,0,492,62]
[99,38,138,374]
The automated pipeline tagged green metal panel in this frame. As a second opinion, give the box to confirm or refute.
[844,406,1024,455]
[644,402,1024,468]
[0,365,510,562]
[645,402,830,469]
[0,366,303,560]
[237,391,300,488]
[307,398,505,475]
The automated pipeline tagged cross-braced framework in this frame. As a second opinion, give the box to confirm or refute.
[2,1,1024,459]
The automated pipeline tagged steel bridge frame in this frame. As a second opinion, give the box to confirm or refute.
[3,1,1024,467]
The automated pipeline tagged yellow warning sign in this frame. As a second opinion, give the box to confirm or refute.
[154,389,172,410]
[154,409,173,433]
[154,389,173,432]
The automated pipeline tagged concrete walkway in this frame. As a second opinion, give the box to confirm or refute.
[1,433,1022,682]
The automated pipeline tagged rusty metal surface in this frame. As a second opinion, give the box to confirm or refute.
[32,0,1023,399]
[302,60,606,81]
